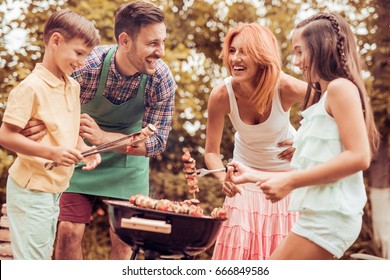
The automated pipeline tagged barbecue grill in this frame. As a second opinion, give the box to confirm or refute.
[105,200,226,260]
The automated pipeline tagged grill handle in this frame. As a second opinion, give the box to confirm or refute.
[121,217,172,234]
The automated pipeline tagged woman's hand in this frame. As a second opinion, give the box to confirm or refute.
[277,139,295,161]
[20,119,47,141]
[221,179,242,197]
[79,113,105,146]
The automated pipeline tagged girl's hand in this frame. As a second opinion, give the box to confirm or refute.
[225,161,252,184]
[226,161,262,184]
[257,172,294,203]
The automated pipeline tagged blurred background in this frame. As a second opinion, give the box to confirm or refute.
[0,0,389,260]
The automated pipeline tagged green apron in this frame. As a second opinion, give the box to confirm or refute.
[66,46,150,199]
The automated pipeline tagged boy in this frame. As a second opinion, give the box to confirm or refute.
[0,9,101,259]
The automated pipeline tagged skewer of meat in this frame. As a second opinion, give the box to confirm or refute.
[129,194,203,217]
[182,151,200,205]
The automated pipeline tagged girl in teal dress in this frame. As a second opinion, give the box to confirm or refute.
[224,12,380,259]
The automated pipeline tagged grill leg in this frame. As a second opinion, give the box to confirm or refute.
[144,250,161,260]
[130,245,139,260]
[182,251,194,260]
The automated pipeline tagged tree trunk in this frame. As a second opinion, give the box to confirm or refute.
[367,0,390,259]
[369,137,390,258]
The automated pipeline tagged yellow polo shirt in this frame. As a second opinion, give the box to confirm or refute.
[3,63,81,193]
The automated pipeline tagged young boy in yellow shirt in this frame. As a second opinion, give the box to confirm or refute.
[0,9,101,259]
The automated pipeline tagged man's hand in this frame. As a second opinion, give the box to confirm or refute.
[79,113,105,146]
[20,119,47,141]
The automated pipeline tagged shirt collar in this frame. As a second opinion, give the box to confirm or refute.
[33,63,72,87]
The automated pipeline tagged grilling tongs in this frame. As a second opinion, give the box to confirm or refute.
[44,123,157,170]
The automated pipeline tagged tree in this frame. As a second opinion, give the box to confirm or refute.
[364,0,390,259]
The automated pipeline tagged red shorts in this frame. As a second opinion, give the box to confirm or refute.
[58,193,99,224]
[58,193,128,224]
[58,193,127,224]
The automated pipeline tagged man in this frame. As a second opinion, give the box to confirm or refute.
[25,1,175,259]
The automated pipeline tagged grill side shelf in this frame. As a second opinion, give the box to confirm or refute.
[121,217,172,234]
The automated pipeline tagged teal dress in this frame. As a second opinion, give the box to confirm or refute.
[66,47,150,199]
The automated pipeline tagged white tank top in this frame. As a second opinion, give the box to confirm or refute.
[225,76,296,170]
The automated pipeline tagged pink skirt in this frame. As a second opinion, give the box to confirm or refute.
[212,182,298,260]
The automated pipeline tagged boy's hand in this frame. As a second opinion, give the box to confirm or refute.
[50,147,83,167]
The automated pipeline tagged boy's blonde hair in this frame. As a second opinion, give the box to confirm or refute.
[220,23,282,115]
[43,9,100,47]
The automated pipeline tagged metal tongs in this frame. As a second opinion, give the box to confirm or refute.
[44,123,157,170]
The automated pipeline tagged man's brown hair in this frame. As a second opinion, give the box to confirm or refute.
[114,1,164,41]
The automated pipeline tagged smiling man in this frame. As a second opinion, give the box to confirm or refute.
[53,1,176,260]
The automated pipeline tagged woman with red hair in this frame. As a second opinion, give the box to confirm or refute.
[204,23,306,260]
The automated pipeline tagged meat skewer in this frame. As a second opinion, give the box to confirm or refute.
[182,151,200,205]
[129,194,204,217]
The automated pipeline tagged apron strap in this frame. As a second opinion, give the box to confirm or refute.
[137,73,148,96]
[96,46,117,96]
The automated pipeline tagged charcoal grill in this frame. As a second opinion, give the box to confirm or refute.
[105,200,226,259]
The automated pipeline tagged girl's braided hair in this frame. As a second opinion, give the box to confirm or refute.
[296,12,380,154]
